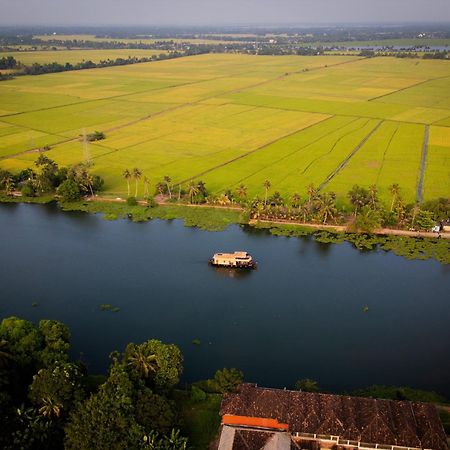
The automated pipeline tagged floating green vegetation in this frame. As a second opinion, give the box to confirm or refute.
[192,339,201,346]
[265,224,450,264]
[60,201,243,231]
[0,194,54,204]
[255,222,317,237]
[31,302,39,307]
[363,305,369,313]
[100,304,120,312]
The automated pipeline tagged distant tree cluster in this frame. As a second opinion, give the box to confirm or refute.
[15,55,170,77]
[0,55,18,69]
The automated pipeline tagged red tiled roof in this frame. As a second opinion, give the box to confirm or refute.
[220,384,448,450]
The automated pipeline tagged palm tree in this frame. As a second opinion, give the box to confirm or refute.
[127,347,158,379]
[263,180,271,206]
[38,397,62,419]
[85,173,94,197]
[163,176,172,199]
[306,184,317,206]
[217,193,231,206]
[299,201,309,223]
[122,169,131,197]
[410,204,420,229]
[133,168,142,197]
[188,181,199,204]
[317,192,337,224]
[236,184,247,201]
[154,182,164,196]
[368,184,378,209]
[143,176,150,198]
[291,193,301,208]
[389,184,400,212]
[4,175,15,195]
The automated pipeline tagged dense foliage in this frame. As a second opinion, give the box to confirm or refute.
[0,155,104,201]
[0,317,188,450]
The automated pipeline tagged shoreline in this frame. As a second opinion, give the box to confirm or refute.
[1,194,449,264]
[90,194,450,240]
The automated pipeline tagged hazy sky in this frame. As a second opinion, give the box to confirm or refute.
[1,0,449,26]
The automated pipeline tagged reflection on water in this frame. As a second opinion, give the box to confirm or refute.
[0,202,449,396]
[210,266,255,280]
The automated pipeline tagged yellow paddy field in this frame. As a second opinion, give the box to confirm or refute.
[0,53,449,203]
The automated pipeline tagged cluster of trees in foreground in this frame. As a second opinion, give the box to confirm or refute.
[1,315,448,450]
[0,315,247,450]
[0,155,104,201]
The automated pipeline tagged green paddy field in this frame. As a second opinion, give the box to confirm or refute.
[0,53,449,203]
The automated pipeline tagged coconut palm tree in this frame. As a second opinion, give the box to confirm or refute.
[143,176,150,198]
[163,176,172,199]
[299,201,309,223]
[133,168,142,197]
[317,192,337,224]
[263,180,271,206]
[127,347,158,379]
[389,184,400,212]
[38,396,62,419]
[4,175,15,195]
[291,193,301,208]
[188,181,199,204]
[236,184,247,201]
[306,184,317,206]
[155,182,165,196]
[217,193,231,206]
[85,173,94,197]
[368,184,378,209]
[122,169,131,197]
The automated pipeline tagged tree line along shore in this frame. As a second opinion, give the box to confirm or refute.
[0,155,449,264]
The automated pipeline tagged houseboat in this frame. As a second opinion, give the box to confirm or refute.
[209,251,256,269]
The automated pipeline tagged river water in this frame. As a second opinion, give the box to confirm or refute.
[0,203,449,395]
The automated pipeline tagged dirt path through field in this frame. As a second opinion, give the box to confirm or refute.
[417,125,429,204]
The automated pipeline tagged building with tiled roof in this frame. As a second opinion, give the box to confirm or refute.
[217,384,448,450]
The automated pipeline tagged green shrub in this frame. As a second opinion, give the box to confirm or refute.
[214,368,243,393]
[191,385,207,402]
[126,197,138,206]
[57,179,81,202]
[21,181,35,197]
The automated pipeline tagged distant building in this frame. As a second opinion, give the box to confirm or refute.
[217,384,448,450]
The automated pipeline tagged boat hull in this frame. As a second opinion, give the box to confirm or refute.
[209,259,257,269]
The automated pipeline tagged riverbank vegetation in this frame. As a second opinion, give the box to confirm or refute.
[1,158,449,263]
